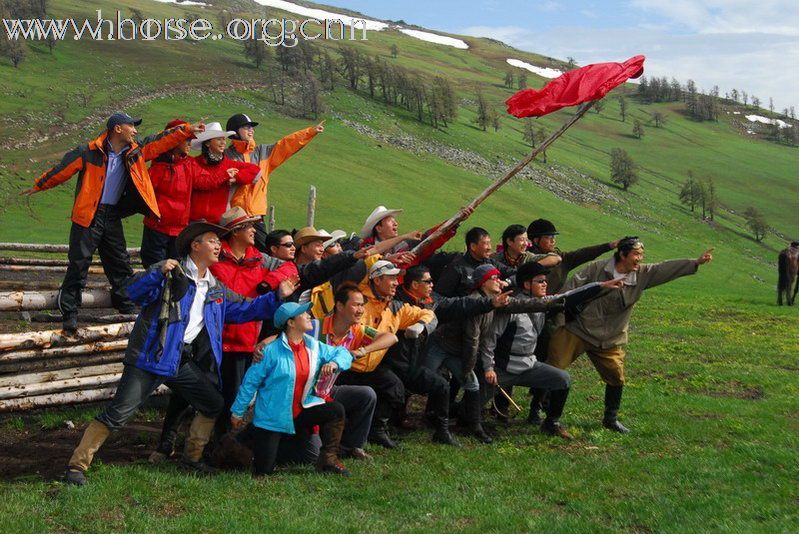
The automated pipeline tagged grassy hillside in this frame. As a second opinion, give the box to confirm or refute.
[1,0,798,531]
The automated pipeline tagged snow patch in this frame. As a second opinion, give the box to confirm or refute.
[251,0,388,31]
[153,0,210,6]
[745,114,792,128]
[397,28,468,49]
[506,59,561,79]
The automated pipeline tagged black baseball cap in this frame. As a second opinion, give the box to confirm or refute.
[106,112,142,130]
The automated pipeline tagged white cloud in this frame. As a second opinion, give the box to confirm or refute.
[459,24,799,111]
[629,0,799,36]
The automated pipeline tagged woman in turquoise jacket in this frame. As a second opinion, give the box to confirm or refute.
[231,302,353,476]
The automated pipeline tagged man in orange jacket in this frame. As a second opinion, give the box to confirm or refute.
[224,113,324,252]
[22,113,205,333]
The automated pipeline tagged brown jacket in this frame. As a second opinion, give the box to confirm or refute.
[562,258,698,348]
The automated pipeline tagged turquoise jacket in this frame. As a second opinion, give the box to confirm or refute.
[231,333,353,434]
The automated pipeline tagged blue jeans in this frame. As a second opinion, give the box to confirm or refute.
[423,337,479,392]
[96,362,223,431]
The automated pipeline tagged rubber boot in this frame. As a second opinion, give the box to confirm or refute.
[431,416,461,447]
[66,420,111,485]
[463,390,492,444]
[316,418,350,476]
[149,399,194,463]
[181,414,217,474]
[368,417,398,449]
[602,384,630,433]
[540,388,574,440]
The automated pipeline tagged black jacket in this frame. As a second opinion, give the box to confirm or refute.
[435,253,516,298]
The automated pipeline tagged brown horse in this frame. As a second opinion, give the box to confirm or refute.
[777,242,799,305]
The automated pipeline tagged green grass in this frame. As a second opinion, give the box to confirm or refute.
[1,0,798,530]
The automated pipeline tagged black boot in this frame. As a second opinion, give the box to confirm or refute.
[462,391,492,444]
[541,388,574,440]
[431,416,461,447]
[527,388,545,425]
[62,313,78,336]
[368,417,398,449]
[602,385,630,433]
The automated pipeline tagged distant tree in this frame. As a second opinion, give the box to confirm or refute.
[504,71,514,89]
[296,72,325,120]
[678,171,703,213]
[130,8,144,25]
[610,148,638,191]
[218,9,231,29]
[475,91,491,131]
[4,38,26,68]
[517,73,528,90]
[742,91,748,106]
[618,95,627,122]
[45,34,56,53]
[703,176,718,221]
[566,57,577,69]
[593,99,605,114]
[790,106,796,120]
[243,38,269,69]
[537,126,548,162]
[730,88,739,103]
[522,118,536,147]
[651,111,665,127]
[780,124,797,146]
[751,96,761,109]
[318,49,336,90]
[339,46,362,89]
[491,111,501,132]
[390,44,398,58]
[743,207,767,242]
[769,97,774,113]
[632,119,644,139]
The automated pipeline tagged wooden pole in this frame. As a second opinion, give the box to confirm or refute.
[0,352,123,375]
[0,257,141,267]
[268,205,276,232]
[0,362,123,389]
[410,101,596,255]
[0,322,134,352]
[0,243,141,256]
[0,288,112,312]
[0,265,143,274]
[306,185,317,227]
[0,384,169,412]
[0,280,108,291]
[0,340,127,363]
[0,372,124,400]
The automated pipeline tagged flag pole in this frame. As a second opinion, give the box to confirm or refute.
[410,100,596,256]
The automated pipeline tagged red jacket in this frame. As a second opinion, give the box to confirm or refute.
[189,156,260,224]
[143,155,231,236]
[210,241,299,353]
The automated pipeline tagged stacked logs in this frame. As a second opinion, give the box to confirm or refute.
[0,243,159,413]
[0,322,138,412]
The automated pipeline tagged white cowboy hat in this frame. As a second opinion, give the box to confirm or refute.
[360,206,403,239]
[320,229,347,249]
[190,122,235,150]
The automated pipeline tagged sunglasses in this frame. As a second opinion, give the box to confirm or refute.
[279,242,296,248]
[530,278,548,284]
[419,279,434,285]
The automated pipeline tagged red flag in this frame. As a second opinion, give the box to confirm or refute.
[506,55,645,118]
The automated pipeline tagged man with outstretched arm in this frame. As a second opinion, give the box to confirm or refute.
[64,221,295,486]
[21,113,206,333]
[547,237,713,433]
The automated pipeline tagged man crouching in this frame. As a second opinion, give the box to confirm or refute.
[64,221,293,485]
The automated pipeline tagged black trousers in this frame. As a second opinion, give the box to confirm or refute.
[251,401,344,476]
[140,226,178,269]
[338,366,406,420]
[214,351,252,436]
[253,217,268,254]
[60,204,134,316]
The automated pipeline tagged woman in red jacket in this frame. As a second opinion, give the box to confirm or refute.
[141,120,239,268]
[189,122,261,224]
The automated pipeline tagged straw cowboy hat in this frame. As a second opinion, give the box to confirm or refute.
[219,206,260,231]
[294,227,331,247]
[190,122,235,150]
[360,206,403,239]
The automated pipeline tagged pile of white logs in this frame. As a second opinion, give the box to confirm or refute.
[0,243,151,412]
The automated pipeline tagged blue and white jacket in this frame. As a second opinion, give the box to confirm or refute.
[122,259,281,378]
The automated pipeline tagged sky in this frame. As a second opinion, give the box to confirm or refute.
[322,0,799,112]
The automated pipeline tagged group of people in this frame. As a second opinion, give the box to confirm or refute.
[22,112,713,485]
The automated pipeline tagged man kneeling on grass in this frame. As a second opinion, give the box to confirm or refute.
[65,221,294,486]
[480,262,624,439]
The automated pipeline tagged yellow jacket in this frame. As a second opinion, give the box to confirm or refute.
[350,282,436,372]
